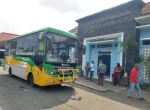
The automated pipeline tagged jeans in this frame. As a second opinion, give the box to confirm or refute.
[86,71,89,79]
[128,82,142,98]
[98,73,104,86]
[90,71,94,81]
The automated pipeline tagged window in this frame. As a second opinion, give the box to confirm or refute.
[143,40,150,45]
[10,39,17,56]
[16,32,44,57]
[97,44,112,48]
[23,33,39,53]
[5,41,10,56]
[16,37,25,56]
[0,51,4,59]
[45,33,77,63]
[91,45,95,48]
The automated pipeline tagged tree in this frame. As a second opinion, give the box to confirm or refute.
[115,36,138,73]
[133,55,144,64]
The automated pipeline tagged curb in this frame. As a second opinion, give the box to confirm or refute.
[74,81,150,103]
[74,82,115,92]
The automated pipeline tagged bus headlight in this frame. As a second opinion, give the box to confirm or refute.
[51,72,54,75]
[45,69,54,75]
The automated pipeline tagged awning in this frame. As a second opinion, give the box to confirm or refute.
[87,40,115,45]
[135,14,150,24]
[136,24,150,30]
[140,38,150,40]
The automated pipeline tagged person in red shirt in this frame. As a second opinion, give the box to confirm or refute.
[128,64,143,100]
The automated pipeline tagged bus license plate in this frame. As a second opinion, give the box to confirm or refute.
[64,79,73,83]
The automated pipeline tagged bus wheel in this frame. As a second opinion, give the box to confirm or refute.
[27,74,35,87]
[9,68,13,77]
[55,84,62,87]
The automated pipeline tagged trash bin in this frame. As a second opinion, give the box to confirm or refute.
[120,76,129,86]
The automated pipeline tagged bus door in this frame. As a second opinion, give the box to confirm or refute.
[33,53,43,81]
[33,32,45,81]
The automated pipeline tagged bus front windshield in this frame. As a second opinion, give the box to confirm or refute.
[46,33,77,64]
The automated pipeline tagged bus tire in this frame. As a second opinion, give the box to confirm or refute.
[9,68,13,77]
[27,73,35,87]
[55,84,62,87]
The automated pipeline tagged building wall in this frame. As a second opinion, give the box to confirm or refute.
[77,0,144,74]
[139,29,150,83]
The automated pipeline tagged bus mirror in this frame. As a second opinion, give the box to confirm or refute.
[39,32,44,39]
[45,33,53,50]
[39,43,44,51]
[38,32,45,52]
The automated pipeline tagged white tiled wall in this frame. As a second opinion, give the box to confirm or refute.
[142,47,150,83]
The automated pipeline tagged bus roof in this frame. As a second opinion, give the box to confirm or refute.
[6,27,77,41]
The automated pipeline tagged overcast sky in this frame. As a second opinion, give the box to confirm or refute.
[0,0,149,35]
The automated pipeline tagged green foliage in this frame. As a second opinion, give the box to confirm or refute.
[115,36,138,53]
[134,55,144,64]
[114,36,138,73]
[76,65,82,71]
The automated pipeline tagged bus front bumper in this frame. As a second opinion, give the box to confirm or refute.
[47,77,78,85]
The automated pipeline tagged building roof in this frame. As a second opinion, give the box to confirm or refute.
[135,2,150,24]
[0,32,18,42]
[69,26,78,35]
[76,0,145,22]
[141,2,150,15]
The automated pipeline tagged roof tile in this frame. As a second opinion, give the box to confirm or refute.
[0,32,18,42]
[142,2,150,15]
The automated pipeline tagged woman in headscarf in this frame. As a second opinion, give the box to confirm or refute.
[113,63,121,85]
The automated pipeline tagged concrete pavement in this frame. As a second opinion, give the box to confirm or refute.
[48,87,141,110]
[75,77,150,103]
[0,67,149,110]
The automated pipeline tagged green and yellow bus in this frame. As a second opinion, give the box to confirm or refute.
[4,27,85,87]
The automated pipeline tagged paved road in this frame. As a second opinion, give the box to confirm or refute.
[0,67,149,110]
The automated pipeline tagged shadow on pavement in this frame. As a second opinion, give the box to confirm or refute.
[0,73,75,110]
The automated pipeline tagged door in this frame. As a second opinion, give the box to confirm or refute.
[98,51,111,79]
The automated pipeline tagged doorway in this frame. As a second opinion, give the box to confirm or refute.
[98,51,111,79]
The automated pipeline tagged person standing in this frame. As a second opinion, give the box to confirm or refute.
[84,62,90,80]
[90,61,94,81]
[128,64,143,100]
[97,60,107,86]
[114,63,121,85]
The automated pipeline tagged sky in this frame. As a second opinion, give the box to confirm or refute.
[0,0,149,35]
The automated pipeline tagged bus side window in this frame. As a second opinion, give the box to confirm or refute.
[5,41,10,56]
[10,40,17,56]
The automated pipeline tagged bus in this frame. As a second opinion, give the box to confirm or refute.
[0,49,5,65]
[4,27,85,87]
